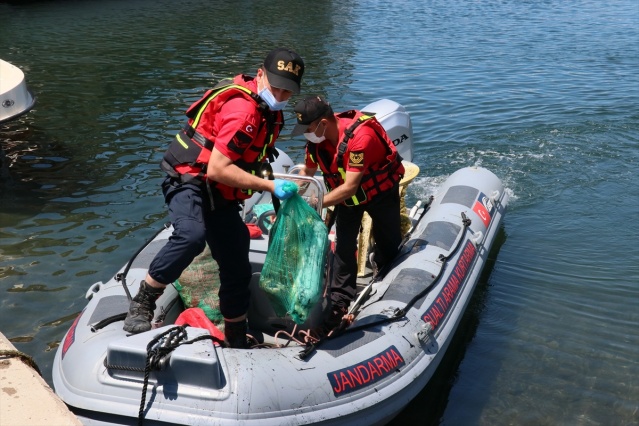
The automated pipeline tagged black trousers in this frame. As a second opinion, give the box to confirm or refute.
[330,185,402,310]
[148,178,251,319]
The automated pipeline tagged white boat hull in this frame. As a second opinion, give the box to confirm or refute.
[0,59,36,124]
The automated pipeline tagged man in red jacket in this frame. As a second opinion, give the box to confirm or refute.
[292,96,405,334]
[123,48,304,348]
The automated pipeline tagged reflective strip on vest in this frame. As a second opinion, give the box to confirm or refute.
[190,84,255,129]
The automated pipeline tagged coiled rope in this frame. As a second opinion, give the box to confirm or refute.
[101,325,223,426]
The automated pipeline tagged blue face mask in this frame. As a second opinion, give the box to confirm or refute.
[258,86,288,111]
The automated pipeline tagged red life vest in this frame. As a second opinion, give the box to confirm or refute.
[161,75,282,201]
[307,111,404,206]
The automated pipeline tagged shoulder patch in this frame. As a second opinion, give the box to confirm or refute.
[349,151,365,168]
[228,119,257,153]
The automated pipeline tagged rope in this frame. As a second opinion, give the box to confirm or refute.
[116,222,171,301]
[0,349,42,377]
[138,351,153,426]
[91,313,127,332]
[137,326,187,425]
[133,326,224,426]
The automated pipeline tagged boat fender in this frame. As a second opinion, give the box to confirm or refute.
[408,200,422,219]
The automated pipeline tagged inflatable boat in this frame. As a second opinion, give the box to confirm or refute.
[52,99,509,425]
[0,59,36,124]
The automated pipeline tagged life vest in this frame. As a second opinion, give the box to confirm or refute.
[307,111,404,206]
[160,76,282,201]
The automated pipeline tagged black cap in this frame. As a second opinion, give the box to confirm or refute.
[263,48,304,94]
[291,96,333,136]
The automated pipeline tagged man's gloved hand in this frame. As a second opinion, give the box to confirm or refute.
[273,179,298,200]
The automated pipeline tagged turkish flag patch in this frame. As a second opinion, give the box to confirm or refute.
[472,201,491,227]
[471,191,495,227]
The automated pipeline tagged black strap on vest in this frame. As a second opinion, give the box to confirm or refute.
[337,117,366,158]
[336,113,392,158]
[333,114,403,205]
[182,123,214,151]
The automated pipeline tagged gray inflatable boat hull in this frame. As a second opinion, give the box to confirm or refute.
[53,164,508,425]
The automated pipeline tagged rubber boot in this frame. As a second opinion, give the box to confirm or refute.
[123,281,164,334]
[224,319,248,349]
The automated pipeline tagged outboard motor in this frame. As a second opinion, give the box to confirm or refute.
[361,99,414,163]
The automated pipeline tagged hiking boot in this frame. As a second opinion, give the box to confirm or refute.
[224,319,249,349]
[123,281,164,334]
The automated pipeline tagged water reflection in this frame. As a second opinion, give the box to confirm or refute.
[7,284,67,293]
[0,121,69,189]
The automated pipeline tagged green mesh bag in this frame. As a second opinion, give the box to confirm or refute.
[259,192,329,324]
[175,245,224,325]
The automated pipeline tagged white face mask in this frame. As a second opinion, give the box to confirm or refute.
[258,86,288,111]
[304,121,326,144]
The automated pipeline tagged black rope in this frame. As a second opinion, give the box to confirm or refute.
[90,313,127,332]
[138,349,154,426]
[134,326,224,426]
[116,222,171,301]
[104,329,223,373]
[103,357,145,372]
[137,326,187,426]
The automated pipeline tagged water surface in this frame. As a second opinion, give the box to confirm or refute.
[1,0,638,424]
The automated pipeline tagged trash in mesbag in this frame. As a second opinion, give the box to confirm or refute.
[259,193,328,324]
[175,245,224,325]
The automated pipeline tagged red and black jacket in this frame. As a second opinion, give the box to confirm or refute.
[306,110,404,206]
[161,75,282,201]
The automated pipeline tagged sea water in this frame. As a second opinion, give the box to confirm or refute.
[1,1,637,424]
